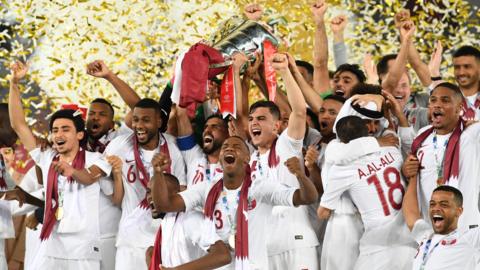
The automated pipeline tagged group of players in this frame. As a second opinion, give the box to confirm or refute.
[1,1,480,270]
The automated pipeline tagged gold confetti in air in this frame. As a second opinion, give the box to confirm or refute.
[0,0,478,126]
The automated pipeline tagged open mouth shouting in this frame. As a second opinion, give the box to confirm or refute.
[251,128,262,138]
[335,89,345,96]
[203,134,214,148]
[224,153,236,165]
[55,139,66,147]
[319,121,329,130]
[136,130,147,141]
[432,214,445,230]
[431,110,444,125]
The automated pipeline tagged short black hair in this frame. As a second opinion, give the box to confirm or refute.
[453,45,480,60]
[226,135,250,153]
[431,82,463,101]
[323,94,347,104]
[306,108,320,130]
[49,109,85,133]
[135,98,161,113]
[163,173,180,188]
[0,103,18,148]
[91,98,114,117]
[335,115,368,143]
[433,185,463,207]
[334,64,366,83]
[376,54,397,77]
[249,100,281,120]
[295,60,314,76]
[206,114,228,129]
[350,83,382,96]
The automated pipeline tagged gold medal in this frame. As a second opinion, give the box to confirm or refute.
[55,207,64,220]
[228,234,235,250]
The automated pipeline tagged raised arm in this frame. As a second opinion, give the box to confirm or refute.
[381,21,414,92]
[286,53,323,114]
[304,145,324,194]
[311,0,330,94]
[176,106,194,137]
[285,157,319,206]
[270,53,307,140]
[330,14,348,68]
[402,154,421,231]
[86,60,141,109]
[151,153,186,212]
[8,62,36,151]
[106,155,124,206]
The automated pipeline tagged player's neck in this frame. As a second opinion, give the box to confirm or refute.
[223,170,245,190]
[439,224,458,235]
[59,144,80,162]
[207,150,220,164]
[435,120,458,135]
[141,133,160,151]
[460,82,480,97]
[257,138,275,154]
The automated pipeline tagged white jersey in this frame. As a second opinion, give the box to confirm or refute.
[177,134,223,186]
[29,147,111,260]
[104,132,186,248]
[179,178,296,269]
[161,211,220,267]
[86,123,132,153]
[415,123,480,229]
[411,219,480,270]
[250,129,319,255]
[321,146,414,253]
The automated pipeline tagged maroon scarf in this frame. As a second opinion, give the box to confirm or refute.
[88,139,109,153]
[411,120,463,185]
[133,133,171,208]
[149,226,162,270]
[462,96,480,120]
[268,138,280,168]
[0,156,6,190]
[204,166,252,267]
[40,148,86,241]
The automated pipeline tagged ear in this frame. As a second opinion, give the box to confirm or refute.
[272,120,281,133]
[456,206,464,218]
[77,131,85,141]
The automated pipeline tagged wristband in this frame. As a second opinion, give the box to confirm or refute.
[431,76,442,81]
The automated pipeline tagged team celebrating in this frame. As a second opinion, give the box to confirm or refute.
[1,1,480,270]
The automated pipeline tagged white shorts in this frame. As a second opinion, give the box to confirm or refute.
[0,253,6,270]
[115,246,148,270]
[268,246,319,270]
[354,245,415,270]
[100,237,116,270]
[321,213,363,270]
[40,256,100,270]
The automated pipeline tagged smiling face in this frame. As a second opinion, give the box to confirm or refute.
[453,55,480,90]
[429,190,463,234]
[248,107,281,149]
[219,137,250,177]
[51,118,84,154]
[202,117,228,155]
[318,99,342,137]
[86,102,114,140]
[132,107,161,148]
[428,86,462,134]
[332,71,360,98]
[390,73,411,109]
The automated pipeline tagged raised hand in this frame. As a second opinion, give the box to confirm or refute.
[376,134,399,147]
[428,40,443,77]
[106,155,123,174]
[10,61,28,83]
[311,0,328,26]
[231,52,249,72]
[53,161,75,178]
[86,60,113,79]
[244,3,263,21]
[304,145,319,169]
[400,20,416,43]
[394,9,411,29]
[351,94,385,112]
[330,15,348,34]
[151,153,171,173]
[363,53,379,84]
[270,53,289,74]
[285,157,304,177]
[402,154,420,178]
[382,90,403,118]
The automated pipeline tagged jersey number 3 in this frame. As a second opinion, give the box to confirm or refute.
[367,167,405,216]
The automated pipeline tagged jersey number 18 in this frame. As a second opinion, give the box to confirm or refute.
[366,167,405,216]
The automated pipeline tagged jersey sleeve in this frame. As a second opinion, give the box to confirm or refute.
[28,147,55,169]
[320,165,356,210]
[251,180,296,207]
[168,141,187,186]
[410,219,433,244]
[86,152,112,177]
[103,135,128,156]
[183,211,221,252]
[278,128,304,158]
[398,126,416,155]
[179,181,208,211]
[177,135,204,169]
[324,138,381,166]
[115,122,133,137]
[18,166,41,193]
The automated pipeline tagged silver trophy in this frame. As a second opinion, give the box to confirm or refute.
[207,16,281,68]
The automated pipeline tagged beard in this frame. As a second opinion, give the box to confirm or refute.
[203,139,222,155]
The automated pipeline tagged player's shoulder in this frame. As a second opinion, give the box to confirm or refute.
[105,133,134,153]
[416,125,433,137]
